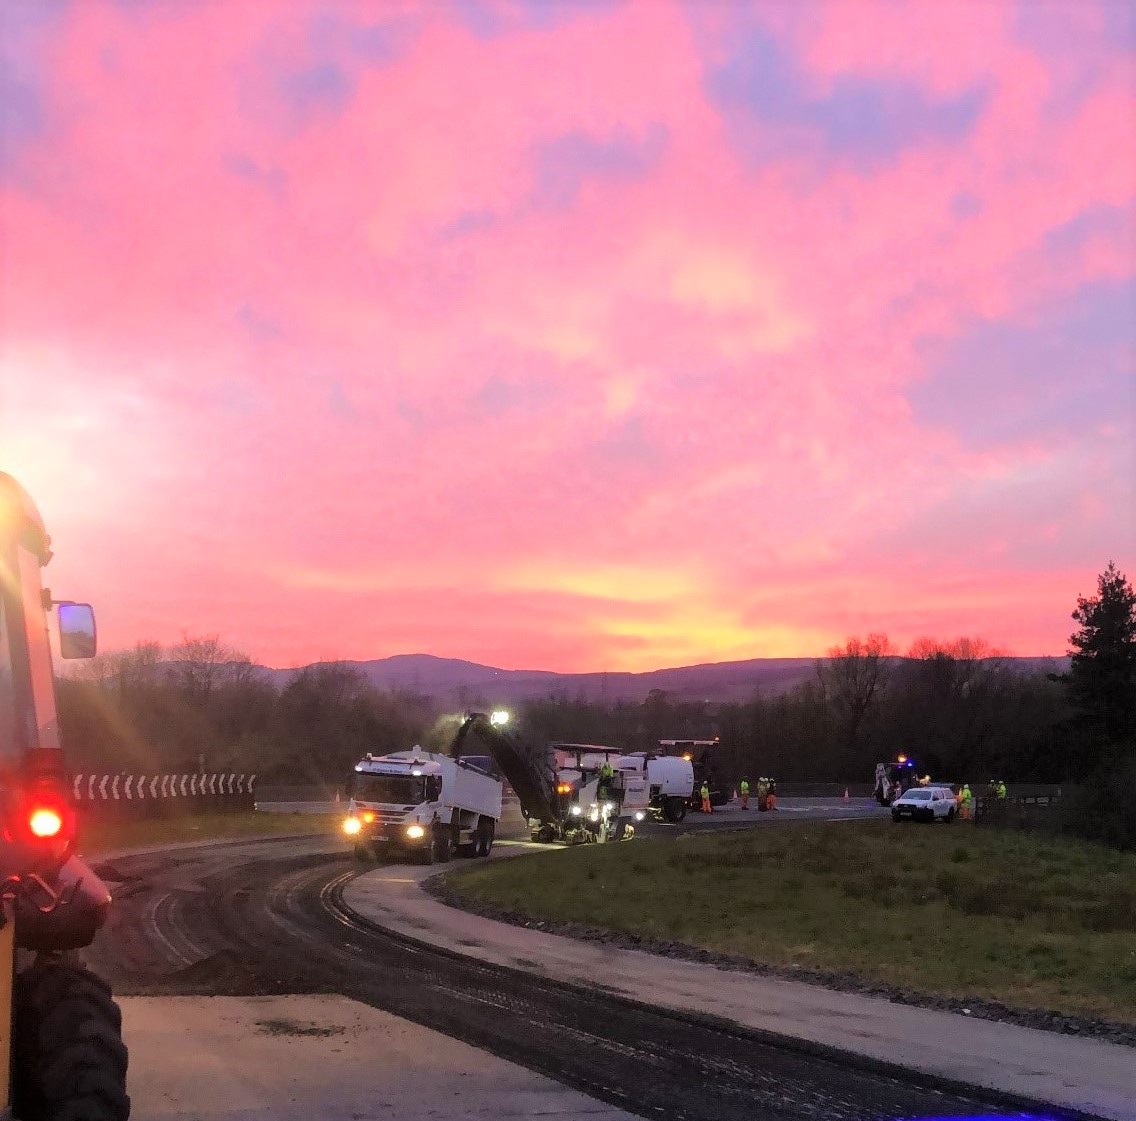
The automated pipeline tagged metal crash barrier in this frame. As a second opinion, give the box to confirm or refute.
[71,773,256,818]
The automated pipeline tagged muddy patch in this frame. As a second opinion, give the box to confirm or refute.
[255,1018,346,1038]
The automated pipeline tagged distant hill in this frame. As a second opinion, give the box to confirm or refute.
[264,652,1072,706]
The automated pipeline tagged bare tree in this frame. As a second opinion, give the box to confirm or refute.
[900,636,1012,776]
[816,633,896,759]
[167,632,252,704]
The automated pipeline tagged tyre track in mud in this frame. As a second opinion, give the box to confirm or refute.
[84,842,1102,1121]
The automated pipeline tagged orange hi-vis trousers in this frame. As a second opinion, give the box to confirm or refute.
[741,794,749,809]
[701,795,712,813]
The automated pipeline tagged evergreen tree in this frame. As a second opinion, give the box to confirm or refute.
[1067,562,1136,742]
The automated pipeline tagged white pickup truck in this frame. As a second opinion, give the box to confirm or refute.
[344,749,502,863]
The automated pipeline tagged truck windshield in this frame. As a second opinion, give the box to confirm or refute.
[353,774,430,804]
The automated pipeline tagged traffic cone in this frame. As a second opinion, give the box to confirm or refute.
[843,787,849,803]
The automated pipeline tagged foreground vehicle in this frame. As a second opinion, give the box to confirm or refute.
[0,472,129,1120]
[345,750,502,863]
[891,786,957,823]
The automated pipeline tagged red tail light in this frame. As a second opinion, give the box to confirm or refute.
[29,808,64,838]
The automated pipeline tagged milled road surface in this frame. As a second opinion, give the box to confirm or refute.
[258,795,891,828]
[82,836,1098,1121]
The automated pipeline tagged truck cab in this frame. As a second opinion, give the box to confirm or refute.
[874,757,919,805]
[345,749,502,864]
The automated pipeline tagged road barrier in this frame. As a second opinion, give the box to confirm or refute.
[71,772,256,818]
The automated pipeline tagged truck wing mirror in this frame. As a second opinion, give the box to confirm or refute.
[58,602,97,659]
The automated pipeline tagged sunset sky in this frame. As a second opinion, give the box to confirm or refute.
[2,0,1133,672]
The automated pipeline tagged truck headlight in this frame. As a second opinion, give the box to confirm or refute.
[603,802,614,813]
[571,806,582,816]
[343,817,362,835]
[634,811,645,821]
[406,824,425,839]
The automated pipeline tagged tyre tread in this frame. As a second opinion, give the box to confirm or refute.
[14,962,130,1121]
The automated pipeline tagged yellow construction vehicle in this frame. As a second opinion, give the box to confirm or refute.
[1,473,128,1120]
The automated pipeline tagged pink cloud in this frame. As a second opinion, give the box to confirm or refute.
[2,0,1132,671]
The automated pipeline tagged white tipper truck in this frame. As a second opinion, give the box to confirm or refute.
[343,749,502,864]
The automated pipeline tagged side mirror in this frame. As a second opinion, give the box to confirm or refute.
[58,603,97,659]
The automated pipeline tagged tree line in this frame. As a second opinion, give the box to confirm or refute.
[57,564,1134,846]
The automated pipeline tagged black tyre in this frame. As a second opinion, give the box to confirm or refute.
[13,962,130,1121]
[945,808,956,824]
[435,829,452,863]
[891,811,901,822]
[420,836,436,865]
[475,818,495,857]
[662,797,686,823]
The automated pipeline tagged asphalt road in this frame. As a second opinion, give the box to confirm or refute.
[639,797,888,835]
[258,794,890,827]
[83,836,1097,1121]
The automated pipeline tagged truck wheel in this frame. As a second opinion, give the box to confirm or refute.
[13,962,130,1121]
[420,836,436,865]
[662,797,686,823]
[613,819,628,841]
[945,808,956,824]
[475,818,495,857]
[435,829,452,863]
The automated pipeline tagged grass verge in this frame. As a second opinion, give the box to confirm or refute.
[79,810,342,855]
[447,821,1136,1023]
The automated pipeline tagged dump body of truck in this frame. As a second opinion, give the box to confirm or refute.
[346,749,502,864]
